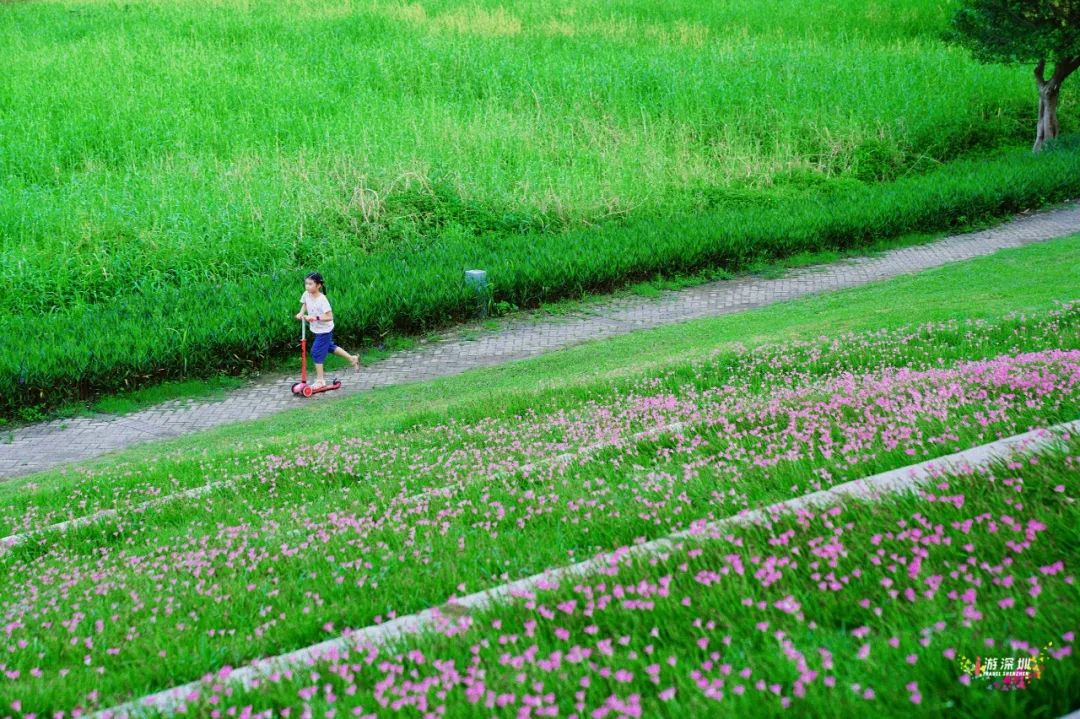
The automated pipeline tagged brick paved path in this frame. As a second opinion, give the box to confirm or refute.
[4,203,1079,479]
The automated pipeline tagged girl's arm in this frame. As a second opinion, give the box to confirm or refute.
[295,301,306,320]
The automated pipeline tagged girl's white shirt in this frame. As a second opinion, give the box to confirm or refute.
[300,291,334,333]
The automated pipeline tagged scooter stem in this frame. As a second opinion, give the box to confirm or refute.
[300,317,307,384]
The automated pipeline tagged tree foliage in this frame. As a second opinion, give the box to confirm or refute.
[950,0,1080,65]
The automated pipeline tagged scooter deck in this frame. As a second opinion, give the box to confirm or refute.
[309,380,343,395]
[292,379,343,397]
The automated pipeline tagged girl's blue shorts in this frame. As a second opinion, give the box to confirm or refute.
[310,332,337,364]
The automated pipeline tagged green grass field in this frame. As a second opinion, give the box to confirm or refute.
[4,0,1080,414]
[0,0,1048,301]
[1,241,1078,716]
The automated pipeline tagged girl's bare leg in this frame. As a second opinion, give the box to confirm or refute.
[333,346,361,371]
[314,363,327,387]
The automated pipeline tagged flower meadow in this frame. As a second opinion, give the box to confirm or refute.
[1,304,1078,716]
[140,440,1080,718]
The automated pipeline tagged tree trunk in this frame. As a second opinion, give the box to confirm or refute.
[1034,81,1061,152]
[1034,57,1080,153]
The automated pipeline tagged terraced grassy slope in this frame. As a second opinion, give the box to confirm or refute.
[159,438,1080,718]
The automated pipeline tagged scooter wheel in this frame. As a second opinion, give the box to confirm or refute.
[291,382,304,395]
[302,385,314,398]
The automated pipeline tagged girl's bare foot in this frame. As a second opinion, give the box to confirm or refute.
[350,354,361,372]
[312,379,327,389]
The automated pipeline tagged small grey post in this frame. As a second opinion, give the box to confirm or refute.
[464,269,489,318]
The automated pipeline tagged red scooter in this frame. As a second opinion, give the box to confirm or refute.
[291,316,342,397]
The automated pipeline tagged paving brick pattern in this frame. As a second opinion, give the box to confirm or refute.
[4,203,1079,479]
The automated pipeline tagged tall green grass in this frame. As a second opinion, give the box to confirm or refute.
[0,0,1063,309]
[4,0,1079,413]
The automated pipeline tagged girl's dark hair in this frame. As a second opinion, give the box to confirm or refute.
[305,272,326,294]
